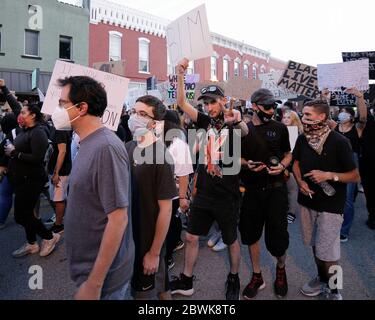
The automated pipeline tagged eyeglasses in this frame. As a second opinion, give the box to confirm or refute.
[200,85,224,96]
[129,108,154,119]
[258,103,277,111]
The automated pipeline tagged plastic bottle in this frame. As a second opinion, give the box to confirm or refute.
[317,180,336,196]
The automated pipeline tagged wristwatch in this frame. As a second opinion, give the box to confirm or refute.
[332,174,339,182]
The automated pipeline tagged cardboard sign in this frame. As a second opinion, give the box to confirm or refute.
[42,60,129,131]
[317,59,369,91]
[342,51,375,80]
[166,4,213,66]
[125,87,146,110]
[277,61,319,99]
[259,71,297,100]
[330,91,357,106]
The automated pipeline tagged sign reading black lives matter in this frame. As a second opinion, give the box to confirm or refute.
[277,61,320,99]
[342,51,375,80]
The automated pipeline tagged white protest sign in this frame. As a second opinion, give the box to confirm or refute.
[259,71,297,100]
[287,126,299,151]
[37,88,45,102]
[317,59,369,91]
[125,87,146,110]
[147,90,163,101]
[42,61,129,131]
[166,4,213,66]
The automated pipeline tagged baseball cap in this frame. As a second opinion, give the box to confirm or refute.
[251,88,282,105]
[197,85,225,101]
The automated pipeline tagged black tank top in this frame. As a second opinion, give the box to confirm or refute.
[336,125,360,154]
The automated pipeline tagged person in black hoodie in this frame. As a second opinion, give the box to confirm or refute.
[5,103,60,257]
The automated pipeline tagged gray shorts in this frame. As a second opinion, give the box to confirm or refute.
[299,206,343,262]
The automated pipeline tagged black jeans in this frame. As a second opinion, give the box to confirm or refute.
[166,199,182,261]
[13,179,53,243]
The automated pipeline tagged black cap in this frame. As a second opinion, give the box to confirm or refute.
[197,85,225,101]
[251,88,282,105]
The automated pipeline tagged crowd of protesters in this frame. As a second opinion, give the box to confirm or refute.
[0,56,374,301]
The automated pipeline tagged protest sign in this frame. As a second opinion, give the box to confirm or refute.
[125,87,146,110]
[277,61,319,99]
[342,51,375,80]
[330,91,357,106]
[166,4,213,66]
[259,71,297,100]
[317,59,369,91]
[42,60,129,131]
[167,74,200,105]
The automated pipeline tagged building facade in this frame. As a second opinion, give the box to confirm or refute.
[0,0,89,96]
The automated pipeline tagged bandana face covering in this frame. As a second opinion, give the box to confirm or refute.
[302,118,331,155]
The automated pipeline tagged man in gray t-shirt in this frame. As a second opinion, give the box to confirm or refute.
[54,76,134,300]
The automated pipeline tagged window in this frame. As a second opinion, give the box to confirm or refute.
[210,56,217,80]
[234,61,240,77]
[223,59,229,81]
[139,38,150,73]
[252,65,257,79]
[59,36,72,60]
[109,31,122,61]
[187,60,194,75]
[25,29,39,56]
[244,64,249,78]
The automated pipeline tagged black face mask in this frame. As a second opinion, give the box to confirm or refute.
[256,109,274,123]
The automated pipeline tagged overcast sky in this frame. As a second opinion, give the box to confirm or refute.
[68,0,373,66]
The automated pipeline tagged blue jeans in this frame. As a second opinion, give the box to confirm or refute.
[0,175,13,224]
[101,281,132,300]
[341,153,358,237]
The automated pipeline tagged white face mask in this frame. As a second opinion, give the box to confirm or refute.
[51,104,80,131]
[128,114,150,134]
[338,112,351,124]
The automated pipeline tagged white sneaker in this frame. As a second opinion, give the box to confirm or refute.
[212,238,227,252]
[40,233,61,257]
[207,233,221,247]
[12,242,40,258]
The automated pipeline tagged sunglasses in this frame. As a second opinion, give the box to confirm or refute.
[258,103,277,111]
[200,85,224,96]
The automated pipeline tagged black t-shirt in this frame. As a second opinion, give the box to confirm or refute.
[293,131,356,214]
[241,120,291,188]
[335,125,360,154]
[48,130,72,176]
[194,112,240,203]
[360,115,375,169]
[125,140,177,262]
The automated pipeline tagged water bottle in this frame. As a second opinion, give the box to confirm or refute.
[317,180,336,197]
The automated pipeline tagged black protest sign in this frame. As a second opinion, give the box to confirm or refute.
[330,91,356,106]
[277,61,320,99]
[342,51,375,80]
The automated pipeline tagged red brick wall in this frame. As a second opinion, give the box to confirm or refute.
[89,23,168,82]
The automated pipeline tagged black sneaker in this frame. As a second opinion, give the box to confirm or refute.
[170,273,194,296]
[242,273,265,299]
[173,240,185,252]
[225,273,240,300]
[274,266,288,298]
[49,224,64,234]
[287,213,296,224]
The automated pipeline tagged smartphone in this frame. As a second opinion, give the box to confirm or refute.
[248,161,264,167]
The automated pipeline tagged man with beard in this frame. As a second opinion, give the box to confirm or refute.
[293,99,360,300]
[169,58,248,300]
[239,88,292,299]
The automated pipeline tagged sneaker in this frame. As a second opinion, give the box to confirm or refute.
[242,273,266,299]
[340,235,348,243]
[49,224,64,234]
[167,258,175,271]
[40,233,61,257]
[173,240,185,252]
[12,242,40,258]
[287,213,296,224]
[170,273,194,296]
[301,276,324,297]
[274,266,288,298]
[212,238,227,252]
[225,273,240,300]
[207,233,221,248]
[44,215,56,225]
[323,286,343,300]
